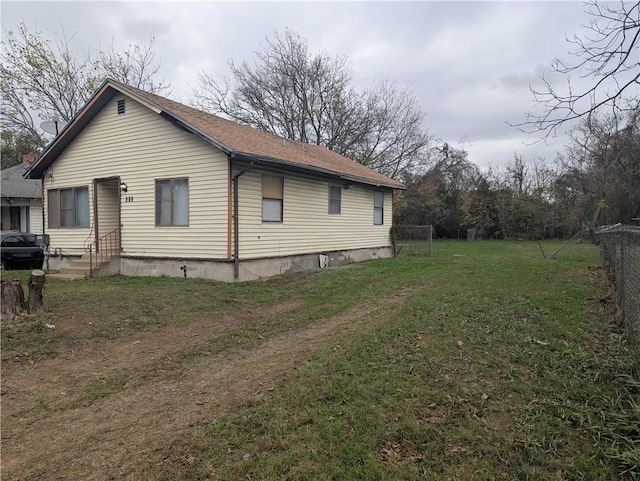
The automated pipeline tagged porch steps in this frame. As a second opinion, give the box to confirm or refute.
[48,272,87,281]
[49,256,92,280]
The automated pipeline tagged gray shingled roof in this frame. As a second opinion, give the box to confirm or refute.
[1,163,42,199]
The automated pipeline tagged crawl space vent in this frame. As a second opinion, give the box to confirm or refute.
[117,99,126,115]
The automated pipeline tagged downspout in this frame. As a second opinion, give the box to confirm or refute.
[226,159,233,259]
[41,177,48,270]
[93,179,99,251]
[232,160,254,279]
[41,178,45,237]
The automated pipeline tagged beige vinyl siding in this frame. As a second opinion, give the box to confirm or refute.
[44,96,229,258]
[20,207,28,232]
[237,170,392,259]
[29,203,44,235]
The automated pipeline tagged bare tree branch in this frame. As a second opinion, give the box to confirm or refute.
[511,0,640,141]
[190,29,433,178]
[1,22,169,149]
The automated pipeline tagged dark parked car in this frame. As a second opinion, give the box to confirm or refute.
[1,232,45,271]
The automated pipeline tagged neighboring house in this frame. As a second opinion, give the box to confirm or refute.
[25,79,404,281]
[1,156,43,234]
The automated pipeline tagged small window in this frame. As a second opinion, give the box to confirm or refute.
[117,99,126,115]
[374,190,384,225]
[155,178,189,226]
[262,175,284,222]
[328,185,341,214]
[47,186,90,228]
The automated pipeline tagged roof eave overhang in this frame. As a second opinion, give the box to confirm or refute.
[24,79,405,191]
[232,152,405,190]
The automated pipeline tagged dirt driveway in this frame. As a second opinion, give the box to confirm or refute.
[1,291,407,480]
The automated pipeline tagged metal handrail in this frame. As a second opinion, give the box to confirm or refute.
[88,227,121,278]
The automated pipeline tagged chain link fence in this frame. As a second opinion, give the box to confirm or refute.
[595,225,640,343]
[391,225,433,257]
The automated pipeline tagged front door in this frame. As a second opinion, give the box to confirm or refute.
[9,206,21,231]
[93,177,121,252]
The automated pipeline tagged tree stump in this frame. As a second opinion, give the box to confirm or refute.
[28,270,46,314]
[1,278,25,318]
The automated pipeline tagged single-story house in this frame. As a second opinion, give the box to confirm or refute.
[25,79,404,281]
[1,155,43,234]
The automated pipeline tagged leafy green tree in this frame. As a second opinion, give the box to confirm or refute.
[495,189,553,239]
[394,146,478,237]
[1,128,45,170]
[462,155,560,239]
[549,169,590,236]
[461,172,500,238]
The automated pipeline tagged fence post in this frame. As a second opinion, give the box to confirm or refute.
[429,224,433,257]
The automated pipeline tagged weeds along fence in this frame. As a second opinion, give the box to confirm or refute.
[392,225,433,257]
[595,225,640,343]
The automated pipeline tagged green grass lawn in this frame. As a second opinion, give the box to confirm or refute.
[155,240,639,480]
[2,240,638,480]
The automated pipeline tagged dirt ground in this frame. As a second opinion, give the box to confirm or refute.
[1,292,407,480]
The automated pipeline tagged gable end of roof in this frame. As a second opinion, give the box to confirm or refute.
[25,79,404,190]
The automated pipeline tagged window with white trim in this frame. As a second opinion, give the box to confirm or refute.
[328,185,342,214]
[155,178,189,226]
[47,186,90,228]
[374,190,384,225]
[262,175,284,222]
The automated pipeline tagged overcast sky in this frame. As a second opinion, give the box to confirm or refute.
[2,1,610,170]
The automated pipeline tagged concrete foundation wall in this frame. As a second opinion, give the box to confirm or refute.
[45,254,81,271]
[96,257,122,277]
[118,246,393,282]
[45,246,392,281]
